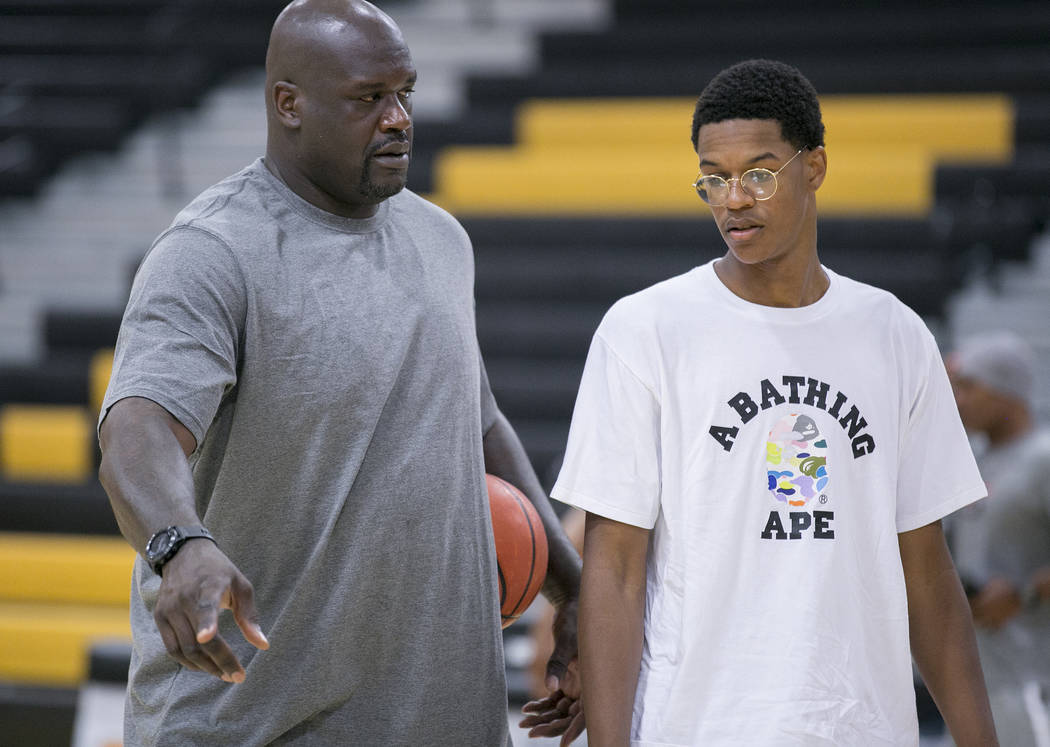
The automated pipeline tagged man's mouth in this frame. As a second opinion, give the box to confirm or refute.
[726,222,762,240]
[371,141,410,168]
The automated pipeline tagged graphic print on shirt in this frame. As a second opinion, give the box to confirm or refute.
[766,413,829,507]
[761,412,836,541]
[706,375,877,541]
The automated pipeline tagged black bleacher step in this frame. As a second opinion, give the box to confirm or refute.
[935,157,1050,203]
[467,217,939,252]
[0,16,169,55]
[486,357,584,420]
[88,640,131,685]
[477,301,604,358]
[821,247,956,320]
[0,96,137,157]
[467,48,1050,101]
[0,480,118,535]
[0,0,168,14]
[44,308,122,354]
[1015,97,1050,147]
[0,352,91,406]
[413,104,516,148]
[817,219,940,250]
[3,53,212,109]
[544,6,1050,61]
[614,0,993,12]
[475,243,716,303]
[0,682,76,747]
[464,216,710,248]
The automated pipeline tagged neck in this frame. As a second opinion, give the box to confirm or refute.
[262,152,380,219]
[714,250,829,308]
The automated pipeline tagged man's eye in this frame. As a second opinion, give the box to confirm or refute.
[399,89,414,100]
[360,93,381,103]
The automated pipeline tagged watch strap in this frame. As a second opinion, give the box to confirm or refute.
[146,525,216,576]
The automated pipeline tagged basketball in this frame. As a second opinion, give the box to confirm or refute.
[486,473,548,628]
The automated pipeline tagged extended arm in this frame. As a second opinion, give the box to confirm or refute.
[578,512,649,747]
[899,521,997,746]
[99,396,268,682]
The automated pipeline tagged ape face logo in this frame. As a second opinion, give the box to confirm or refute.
[766,413,830,507]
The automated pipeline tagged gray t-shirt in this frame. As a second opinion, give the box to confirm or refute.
[102,159,508,745]
[947,427,1050,689]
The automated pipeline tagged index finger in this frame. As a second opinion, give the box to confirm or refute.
[229,574,269,651]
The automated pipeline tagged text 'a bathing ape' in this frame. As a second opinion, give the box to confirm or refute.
[706,375,877,541]
[708,374,876,459]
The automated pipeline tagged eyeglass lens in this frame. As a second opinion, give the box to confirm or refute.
[696,169,777,206]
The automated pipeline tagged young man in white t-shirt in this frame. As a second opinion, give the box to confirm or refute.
[552,59,999,746]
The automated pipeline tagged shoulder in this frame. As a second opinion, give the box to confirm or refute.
[387,189,472,248]
[832,271,922,321]
[136,225,247,308]
[601,268,703,339]
[170,162,264,232]
[829,269,936,347]
[592,269,702,386]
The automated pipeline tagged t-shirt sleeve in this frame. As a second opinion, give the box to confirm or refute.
[552,331,661,529]
[99,226,246,448]
[895,329,987,532]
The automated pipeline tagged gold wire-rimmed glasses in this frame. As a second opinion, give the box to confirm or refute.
[691,149,804,206]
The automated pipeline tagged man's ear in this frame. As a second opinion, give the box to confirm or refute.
[807,146,827,191]
[272,81,302,128]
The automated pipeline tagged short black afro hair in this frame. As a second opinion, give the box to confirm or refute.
[691,59,825,152]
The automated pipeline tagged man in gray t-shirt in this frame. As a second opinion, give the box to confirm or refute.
[97,2,582,744]
[947,331,1050,746]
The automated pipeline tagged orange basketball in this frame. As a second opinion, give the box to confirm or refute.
[486,473,548,628]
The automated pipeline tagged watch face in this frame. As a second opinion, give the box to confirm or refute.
[147,528,176,559]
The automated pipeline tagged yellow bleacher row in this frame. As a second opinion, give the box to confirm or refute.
[0,350,124,686]
[428,94,1014,217]
[0,348,111,484]
[0,533,134,685]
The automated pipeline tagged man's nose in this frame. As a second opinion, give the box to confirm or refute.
[380,95,411,133]
[724,178,754,209]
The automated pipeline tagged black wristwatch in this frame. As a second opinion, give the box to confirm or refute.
[145,526,216,576]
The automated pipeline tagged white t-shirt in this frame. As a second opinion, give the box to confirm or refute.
[553,261,986,746]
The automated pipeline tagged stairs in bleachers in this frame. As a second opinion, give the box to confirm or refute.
[948,231,1050,420]
[0,0,290,197]
[472,1,1050,100]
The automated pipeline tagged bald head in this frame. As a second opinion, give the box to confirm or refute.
[266,0,405,105]
[262,0,416,218]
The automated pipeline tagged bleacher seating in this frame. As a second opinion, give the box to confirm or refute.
[0,0,287,196]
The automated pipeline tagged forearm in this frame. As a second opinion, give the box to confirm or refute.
[580,514,648,747]
[98,397,200,553]
[901,523,998,746]
[483,412,581,606]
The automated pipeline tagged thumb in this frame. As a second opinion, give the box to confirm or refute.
[544,650,570,693]
[230,574,269,650]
